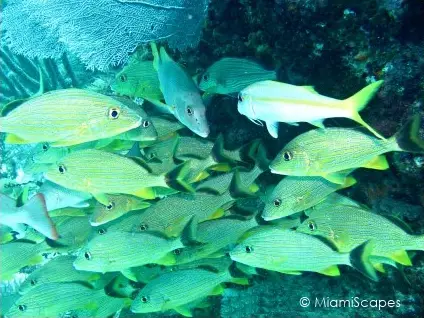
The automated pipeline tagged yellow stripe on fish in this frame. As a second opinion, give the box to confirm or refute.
[238,80,384,138]
[0,89,142,146]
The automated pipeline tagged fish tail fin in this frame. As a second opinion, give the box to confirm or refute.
[392,114,424,153]
[254,141,271,171]
[344,80,385,139]
[349,240,379,281]
[150,42,160,71]
[21,194,59,240]
[229,170,256,198]
[345,80,384,112]
[165,161,195,193]
[211,134,239,166]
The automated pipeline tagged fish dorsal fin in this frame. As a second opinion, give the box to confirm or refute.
[159,47,173,63]
[150,42,160,71]
[2,67,46,116]
[384,215,413,234]
[1,99,27,116]
[302,86,319,94]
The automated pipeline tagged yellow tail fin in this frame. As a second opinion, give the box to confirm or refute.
[344,80,385,139]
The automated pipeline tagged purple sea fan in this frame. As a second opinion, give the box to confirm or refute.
[2,0,209,71]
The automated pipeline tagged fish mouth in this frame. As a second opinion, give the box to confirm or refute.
[269,167,281,175]
[195,128,210,138]
[261,213,278,221]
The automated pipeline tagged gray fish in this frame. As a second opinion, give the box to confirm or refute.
[151,43,210,138]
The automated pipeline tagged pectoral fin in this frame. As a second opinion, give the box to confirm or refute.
[266,121,279,138]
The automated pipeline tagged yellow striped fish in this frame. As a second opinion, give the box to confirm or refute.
[1,241,49,280]
[230,227,378,281]
[73,231,183,272]
[297,205,424,266]
[131,268,248,315]
[0,89,142,146]
[199,57,276,94]
[111,59,163,101]
[6,282,124,317]
[45,149,192,199]
[238,80,384,138]
[101,190,235,238]
[262,175,356,221]
[19,255,109,294]
[270,115,424,184]
[90,193,151,226]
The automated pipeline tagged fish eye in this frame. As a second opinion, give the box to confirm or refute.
[141,295,149,303]
[42,143,49,151]
[18,305,27,312]
[245,246,253,253]
[139,223,148,231]
[173,248,182,255]
[108,107,120,119]
[203,74,209,81]
[186,106,193,116]
[307,220,317,231]
[283,151,293,161]
[273,198,282,207]
[98,228,107,235]
[238,94,243,102]
[142,120,150,128]
[58,164,66,174]
[84,251,92,260]
[119,74,127,82]
[106,202,115,210]
[30,279,37,286]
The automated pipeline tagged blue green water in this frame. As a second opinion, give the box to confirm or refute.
[1,0,424,317]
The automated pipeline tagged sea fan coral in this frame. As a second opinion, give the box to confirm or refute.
[2,0,209,71]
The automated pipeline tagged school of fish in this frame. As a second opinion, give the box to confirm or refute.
[1,42,424,317]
